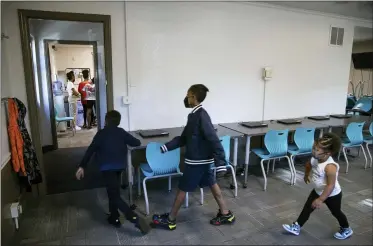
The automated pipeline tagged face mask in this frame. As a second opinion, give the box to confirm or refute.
[184,96,192,108]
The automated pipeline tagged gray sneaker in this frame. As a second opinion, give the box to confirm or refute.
[334,227,353,240]
[282,222,300,236]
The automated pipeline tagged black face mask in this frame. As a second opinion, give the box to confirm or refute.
[184,96,192,108]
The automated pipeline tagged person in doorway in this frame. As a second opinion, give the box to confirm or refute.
[78,70,91,128]
[90,77,97,126]
[82,73,96,129]
[152,84,235,230]
[66,71,81,131]
[75,110,150,234]
[282,133,353,240]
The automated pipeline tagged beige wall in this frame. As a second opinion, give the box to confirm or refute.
[348,40,373,97]
[52,45,95,83]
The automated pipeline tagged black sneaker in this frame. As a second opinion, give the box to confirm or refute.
[125,211,138,223]
[210,210,235,226]
[108,216,121,228]
[152,213,176,230]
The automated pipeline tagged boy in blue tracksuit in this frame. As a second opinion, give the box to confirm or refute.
[75,110,151,234]
[153,84,235,230]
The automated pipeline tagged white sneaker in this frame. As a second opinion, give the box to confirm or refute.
[334,227,353,240]
[283,222,301,236]
[75,126,81,131]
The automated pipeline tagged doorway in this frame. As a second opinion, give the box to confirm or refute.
[347,26,373,115]
[45,40,100,150]
[18,10,114,195]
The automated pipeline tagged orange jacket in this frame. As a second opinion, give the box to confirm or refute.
[7,99,26,175]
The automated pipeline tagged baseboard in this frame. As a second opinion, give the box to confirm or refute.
[42,145,55,153]
[1,152,11,171]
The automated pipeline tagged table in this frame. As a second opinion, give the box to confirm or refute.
[306,115,372,132]
[219,120,329,188]
[125,125,244,206]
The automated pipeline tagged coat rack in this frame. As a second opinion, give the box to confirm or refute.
[1,33,9,40]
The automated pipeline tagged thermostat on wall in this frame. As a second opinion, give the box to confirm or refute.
[122,96,131,105]
[262,67,273,81]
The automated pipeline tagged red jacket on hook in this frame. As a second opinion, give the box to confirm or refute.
[7,98,26,175]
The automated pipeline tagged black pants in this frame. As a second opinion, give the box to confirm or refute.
[297,189,349,228]
[83,104,87,126]
[102,171,131,219]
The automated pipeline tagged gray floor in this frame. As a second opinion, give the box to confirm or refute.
[13,154,372,245]
[57,126,97,149]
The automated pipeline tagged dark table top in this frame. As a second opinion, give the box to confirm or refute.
[220,119,328,137]
[306,115,372,128]
[220,115,372,137]
[128,124,244,150]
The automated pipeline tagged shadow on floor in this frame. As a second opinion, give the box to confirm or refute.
[43,147,104,195]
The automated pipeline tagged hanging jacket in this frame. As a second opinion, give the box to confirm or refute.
[7,98,26,175]
[14,98,43,185]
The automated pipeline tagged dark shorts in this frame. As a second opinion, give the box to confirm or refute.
[86,100,95,109]
[178,164,216,192]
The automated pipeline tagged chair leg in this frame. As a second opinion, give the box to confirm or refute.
[260,159,267,191]
[137,167,141,197]
[366,143,372,168]
[185,192,189,208]
[291,155,296,185]
[71,120,75,136]
[142,178,150,216]
[168,176,172,192]
[272,159,275,173]
[342,147,349,173]
[200,188,204,205]
[338,149,341,161]
[228,165,238,197]
[360,145,368,169]
[266,160,270,174]
[284,156,294,185]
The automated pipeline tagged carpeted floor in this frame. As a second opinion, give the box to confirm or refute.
[43,147,105,194]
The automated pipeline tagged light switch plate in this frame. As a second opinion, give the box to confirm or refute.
[122,96,131,105]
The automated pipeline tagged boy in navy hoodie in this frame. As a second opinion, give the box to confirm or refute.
[152,84,235,230]
[76,110,150,234]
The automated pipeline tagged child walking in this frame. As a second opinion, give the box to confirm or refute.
[282,133,353,240]
[76,110,151,234]
[152,84,235,230]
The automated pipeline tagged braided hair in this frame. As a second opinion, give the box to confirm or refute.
[315,132,341,155]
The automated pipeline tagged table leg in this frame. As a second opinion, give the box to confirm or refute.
[233,137,238,172]
[319,128,324,138]
[230,137,239,190]
[328,127,332,133]
[127,149,135,209]
[243,136,251,188]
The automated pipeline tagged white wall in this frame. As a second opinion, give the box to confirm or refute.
[1,1,372,151]
[126,2,360,129]
[52,45,95,78]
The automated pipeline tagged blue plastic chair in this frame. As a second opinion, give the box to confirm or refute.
[137,142,202,215]
[363,122,373,168]
[200,136,238,205]
[54,106,75,136]
[338,122,368,172]
[351,96,373,115]
[287,128,315,184]
[252,129,294,190]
